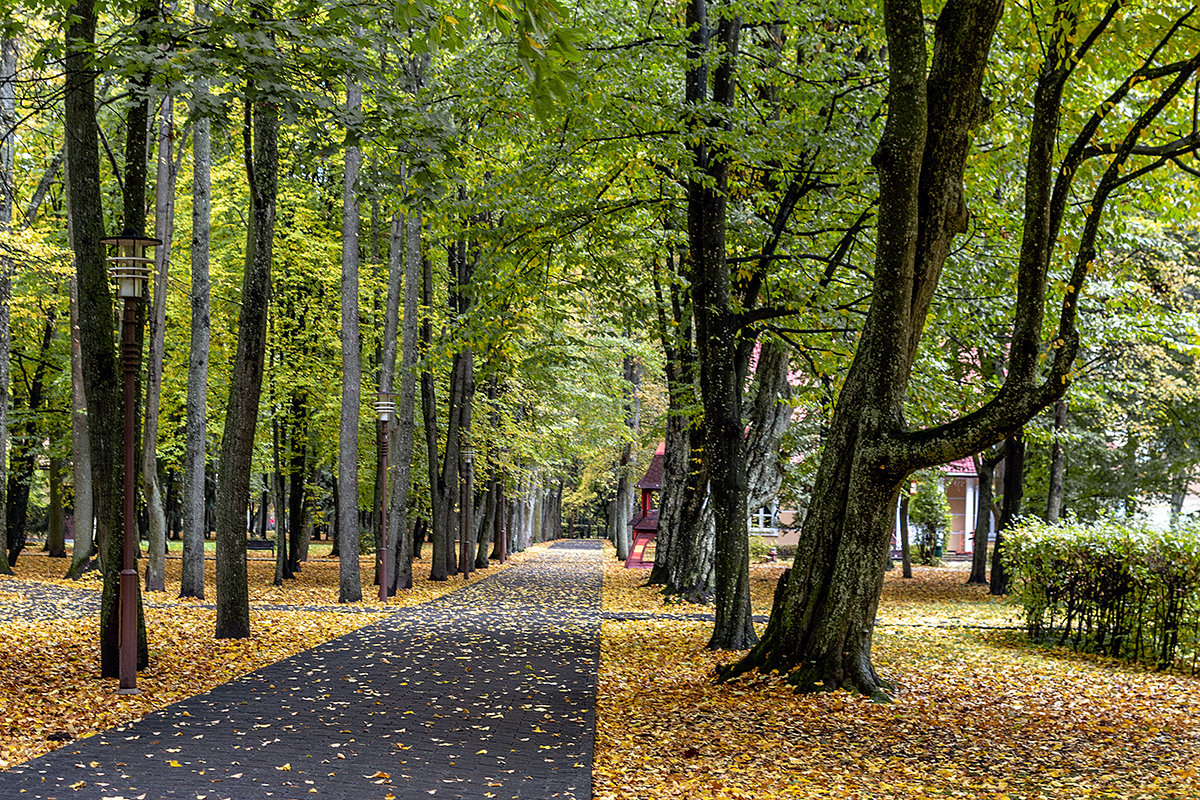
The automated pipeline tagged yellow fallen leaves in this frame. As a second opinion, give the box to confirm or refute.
[596,558,1200,800]
[0,544,546,771]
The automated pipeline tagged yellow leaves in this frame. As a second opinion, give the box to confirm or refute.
[276,763,292,771]
[596,554,1200,800]
[167,760,182,767]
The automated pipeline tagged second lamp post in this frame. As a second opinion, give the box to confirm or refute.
[102,232,159,695]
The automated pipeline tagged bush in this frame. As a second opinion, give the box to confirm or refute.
[748,536,776,563]
[1004,517,1200,671]
[909,473,951,565]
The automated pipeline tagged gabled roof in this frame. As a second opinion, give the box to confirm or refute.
[635,451,664,490]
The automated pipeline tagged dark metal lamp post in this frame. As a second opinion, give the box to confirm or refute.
[102,232,159,695]
[374,393,396,603]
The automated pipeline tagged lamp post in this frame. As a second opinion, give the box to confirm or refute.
[459,446,473,578]
[102,231,158,695]
[374,393,396,602]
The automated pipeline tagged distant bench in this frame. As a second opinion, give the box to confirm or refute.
[246,539,275,555]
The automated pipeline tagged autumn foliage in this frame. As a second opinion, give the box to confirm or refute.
[596,548,1200,799]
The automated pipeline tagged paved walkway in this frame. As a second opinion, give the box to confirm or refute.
[0,540,603,800]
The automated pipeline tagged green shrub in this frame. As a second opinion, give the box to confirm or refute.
[1004,517,1200,671]
[748,535,775,563]
[909,473,951,565]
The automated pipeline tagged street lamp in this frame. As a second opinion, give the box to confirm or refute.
[374,392,396,602]
[459,445,474,578]
[102,231,159,695]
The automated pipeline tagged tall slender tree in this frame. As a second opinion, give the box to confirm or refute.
[214,1,280,637]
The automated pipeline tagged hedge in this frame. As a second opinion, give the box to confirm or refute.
[1003,517,1200,672]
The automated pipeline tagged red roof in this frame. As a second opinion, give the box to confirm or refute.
[631,510,659,532]
[635,452,664,490]
[942,457,977,477]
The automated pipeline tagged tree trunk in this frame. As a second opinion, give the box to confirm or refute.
[990,431,1024,596]
[66,276,95,579]
[420,254,447,581]
[214,64,278,639]
[336,73,363,603]
[725,0,1010,697]
[46,457,67,557]
[380,208,421,593]
[142,92,176,593]
[1045,397,1067,523]
[8,312,56,564]
[0,35,13,577]
[65,0,148,674]
[181,18,211,598]
[287,395,307,571]
[685,0,755,651]
[967,448,1000,585]
[899,492,913,579]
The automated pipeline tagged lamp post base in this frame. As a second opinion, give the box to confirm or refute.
[116,688,142,696]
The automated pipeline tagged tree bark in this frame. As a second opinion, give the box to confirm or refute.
[46,457,66,557]
[66,0,147,674]
[688,1,756,652]
[66,276,95,579]
[0,35,15,577]
[724,0,1007,698]
[181,4,211,599]
[142,92,176,593]
[1045,398,1067,522]
[990,431,1024,595]
[967,448,1001,584]
[337,74,363,603]
[420,255,447,581]
[214,61,278,639]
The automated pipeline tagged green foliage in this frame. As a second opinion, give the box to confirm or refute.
[1004,517,1200,670]
[908,472,950,566]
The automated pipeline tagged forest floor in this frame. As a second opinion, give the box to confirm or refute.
[0,542,533,770]
[595,550,1200,800]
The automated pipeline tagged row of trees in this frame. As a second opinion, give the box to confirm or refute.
[0,0,1196,698]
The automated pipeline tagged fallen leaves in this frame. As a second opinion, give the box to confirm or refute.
[595,549,1200,799]
[0,544,542,770]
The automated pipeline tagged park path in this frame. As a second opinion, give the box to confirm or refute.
[0,540,603,800]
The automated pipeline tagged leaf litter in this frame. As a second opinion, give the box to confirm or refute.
[595,551,1200,799]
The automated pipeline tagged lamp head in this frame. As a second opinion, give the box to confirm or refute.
[102,233,160,300]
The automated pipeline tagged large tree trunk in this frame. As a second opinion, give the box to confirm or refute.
[65,0,148,675]
[214,61,278,639]
[688,1,755,651]
[142,92,176,593]
[336,74,363,603]
[181,13,211,597]
[1045,398,1067,522]
[66,276,95,579]
[725,0,1007,697]
[967,448,1001,585]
